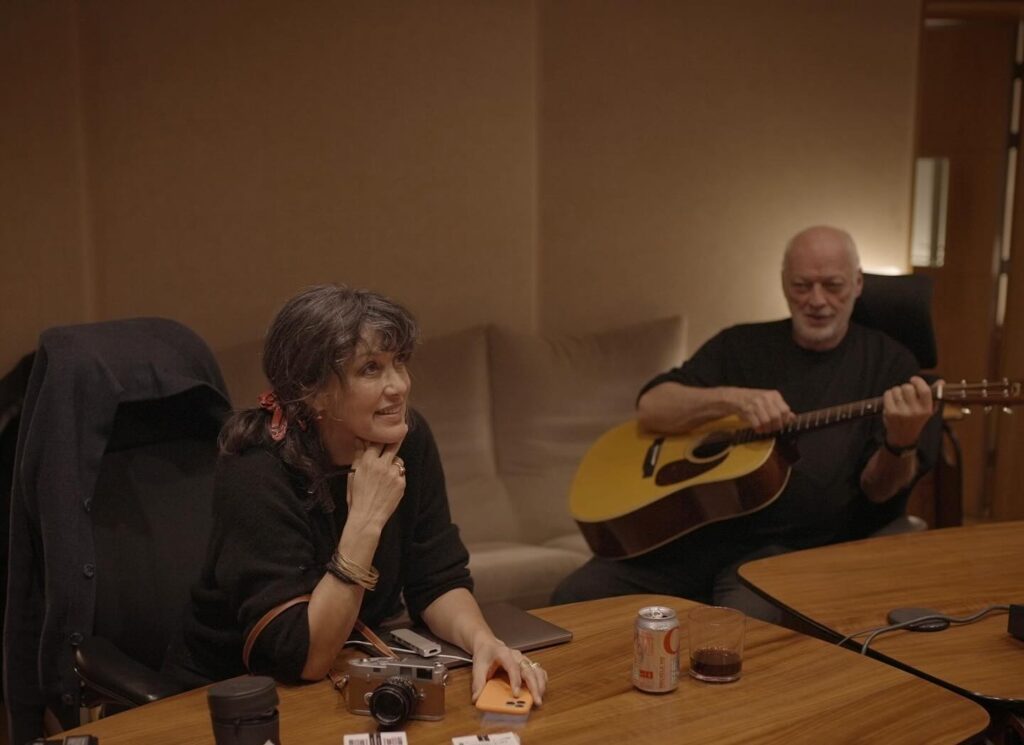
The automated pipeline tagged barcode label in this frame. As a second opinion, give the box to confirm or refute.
[343,733,409,745]
[451,733,521,745]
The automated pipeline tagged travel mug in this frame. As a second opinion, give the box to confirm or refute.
[208,674,281,745]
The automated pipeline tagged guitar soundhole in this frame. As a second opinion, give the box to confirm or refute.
[654,443,731,486]
[692,437,730,461]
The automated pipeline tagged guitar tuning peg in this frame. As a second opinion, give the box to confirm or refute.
[961,407,972,416]
[984,405,993,414]
[1003,407,1014,415]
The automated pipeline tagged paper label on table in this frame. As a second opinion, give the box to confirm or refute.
[343,733,409,745]
[452,733,521,745]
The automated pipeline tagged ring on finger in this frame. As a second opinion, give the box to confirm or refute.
[395,463,406,477]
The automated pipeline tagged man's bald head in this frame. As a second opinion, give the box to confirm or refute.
[781,226,863,351]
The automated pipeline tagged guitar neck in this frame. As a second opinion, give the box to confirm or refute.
[721,379,1022,445]
[731,395,885,444]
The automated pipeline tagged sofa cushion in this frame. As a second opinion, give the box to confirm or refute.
[466,541,592,610]
[411,326,518,543]
[488,317,687,544]
[542,532,592,556]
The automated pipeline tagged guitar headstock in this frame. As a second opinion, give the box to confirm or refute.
[936,379,1024,406]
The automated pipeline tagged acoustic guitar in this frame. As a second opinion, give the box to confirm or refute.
[569,380,1022,559]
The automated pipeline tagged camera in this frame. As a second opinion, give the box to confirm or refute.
[343,656,448,727]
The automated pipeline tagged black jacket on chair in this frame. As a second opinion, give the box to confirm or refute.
[3,318,231,745]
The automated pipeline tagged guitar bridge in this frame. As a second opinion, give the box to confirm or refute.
[642,438,663,479]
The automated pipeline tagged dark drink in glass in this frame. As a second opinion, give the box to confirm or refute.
[690,646,742,682]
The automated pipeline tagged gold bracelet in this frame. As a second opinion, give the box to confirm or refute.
[327,550,380,591]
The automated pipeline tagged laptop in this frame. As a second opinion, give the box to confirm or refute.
[379,602,573,668]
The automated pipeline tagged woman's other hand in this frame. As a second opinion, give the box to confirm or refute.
[420,589,548,706]
[470,638,548,706]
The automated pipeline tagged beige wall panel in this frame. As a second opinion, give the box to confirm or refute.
[539,0,920,347]
[993,104,1024,520]
[0,2,89,374]
[3,1,926,408]
[74,0,537,392]
[914,21,1017,519]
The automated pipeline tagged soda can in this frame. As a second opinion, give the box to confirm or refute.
[632,605,680,693]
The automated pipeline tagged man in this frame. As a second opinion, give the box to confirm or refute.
[552,226,939,620]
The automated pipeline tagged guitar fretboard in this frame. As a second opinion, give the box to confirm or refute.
[730,396,885,445]
[702,379,1020,447]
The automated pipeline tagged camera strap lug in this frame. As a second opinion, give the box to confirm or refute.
[329,670,349,692]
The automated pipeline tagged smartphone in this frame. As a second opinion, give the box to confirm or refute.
[475,674,534,715]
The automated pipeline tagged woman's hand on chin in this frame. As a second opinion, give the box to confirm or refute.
[345,436,407,530]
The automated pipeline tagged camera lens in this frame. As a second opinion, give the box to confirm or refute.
[368,676,419,728]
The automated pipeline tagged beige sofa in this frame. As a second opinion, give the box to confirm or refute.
[408,317,687,608]
[219,315,687,610]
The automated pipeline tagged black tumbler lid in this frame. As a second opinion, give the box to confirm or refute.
[207,675,279,720]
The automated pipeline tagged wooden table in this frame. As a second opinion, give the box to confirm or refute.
[62,594,988,744]
[739,521,1024,707]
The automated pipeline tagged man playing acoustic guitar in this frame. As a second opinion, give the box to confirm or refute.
[553,225,940,621]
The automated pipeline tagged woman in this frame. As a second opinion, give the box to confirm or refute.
[165,284,547,704]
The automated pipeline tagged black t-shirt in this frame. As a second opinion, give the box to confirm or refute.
[639,319,929,549]
[165,409,472,687]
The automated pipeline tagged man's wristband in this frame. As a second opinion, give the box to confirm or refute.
[882,439,917,457]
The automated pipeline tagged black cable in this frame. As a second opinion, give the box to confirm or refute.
[836,605,1010,654]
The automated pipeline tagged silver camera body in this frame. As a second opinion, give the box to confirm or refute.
[344,656,448,723]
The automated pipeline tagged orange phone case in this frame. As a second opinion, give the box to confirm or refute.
[475,674,534,715]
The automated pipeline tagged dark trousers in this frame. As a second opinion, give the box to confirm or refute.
[551,523,788,624]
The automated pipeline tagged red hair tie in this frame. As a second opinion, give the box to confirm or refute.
[258,390,288,441]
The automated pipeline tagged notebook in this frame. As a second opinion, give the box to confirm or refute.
[381,602,573,668]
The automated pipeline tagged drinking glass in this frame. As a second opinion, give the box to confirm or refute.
[688,606,745,683]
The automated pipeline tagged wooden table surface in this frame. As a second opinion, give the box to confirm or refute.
[62,594,989,744]
[739,520,1024,706]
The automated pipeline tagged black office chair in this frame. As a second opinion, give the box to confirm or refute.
[852,272,938,371]
[851,272,956,534]
[3,318,230,745]
[0,352,35,711]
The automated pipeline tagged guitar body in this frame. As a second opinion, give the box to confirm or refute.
[569,417,798,559]
[569,380,1021,559]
